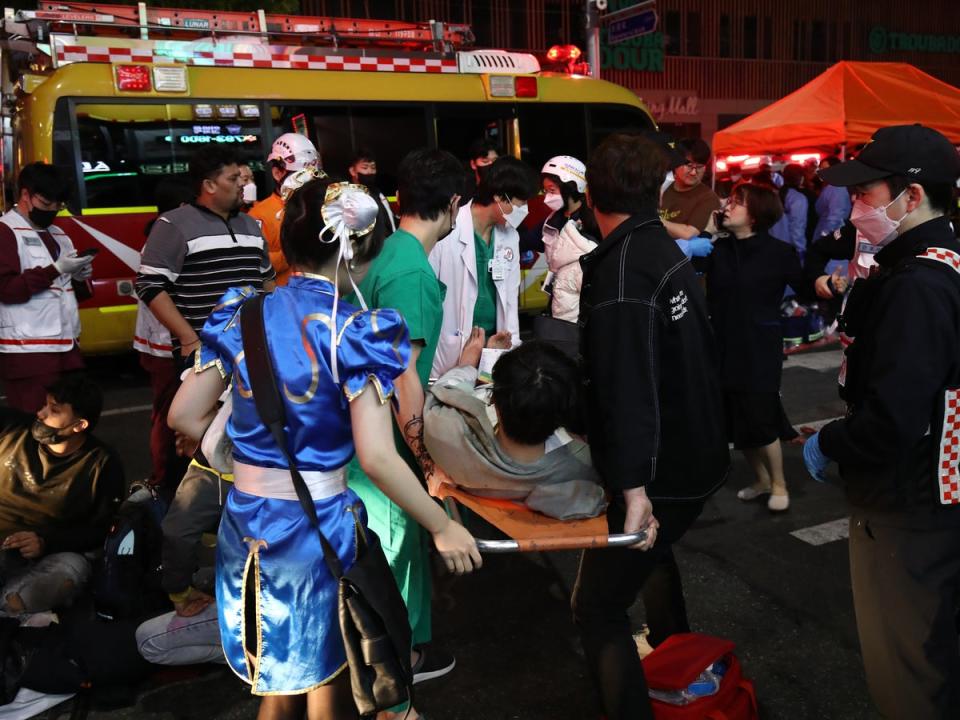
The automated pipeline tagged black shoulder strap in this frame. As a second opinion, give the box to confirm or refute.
[240,295,344,579]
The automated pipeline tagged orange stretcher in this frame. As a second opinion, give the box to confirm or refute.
[430,477,646,553]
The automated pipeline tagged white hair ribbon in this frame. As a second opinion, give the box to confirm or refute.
[318,183,380,384]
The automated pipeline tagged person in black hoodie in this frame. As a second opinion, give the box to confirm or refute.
[698,181,802,512]
[571,133,729,720]
[804,125,960,719]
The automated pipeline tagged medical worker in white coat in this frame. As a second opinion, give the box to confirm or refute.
[429,157,537,378]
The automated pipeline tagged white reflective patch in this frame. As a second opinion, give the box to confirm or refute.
[70,218,142,272]
[790,517,849,546]
[117,530,136,556]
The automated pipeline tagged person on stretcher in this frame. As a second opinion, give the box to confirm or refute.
[423,331,606,520]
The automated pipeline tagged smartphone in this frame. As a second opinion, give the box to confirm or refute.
[712,209,726,231]
[77,247,99,257]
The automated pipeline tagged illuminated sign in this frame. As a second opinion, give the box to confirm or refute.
[81,161,111,173]
[194,104,214,119]
[164,134,259,144]
[600,0,664,72]
[870,26,960,54]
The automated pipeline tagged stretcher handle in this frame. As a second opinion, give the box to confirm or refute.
[475,531,647,554]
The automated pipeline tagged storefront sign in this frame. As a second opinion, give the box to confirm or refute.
[640,94,700,120]
[869,26,960,54]
[601,30,664,72]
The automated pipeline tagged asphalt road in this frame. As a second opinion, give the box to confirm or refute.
[44,345,884,720]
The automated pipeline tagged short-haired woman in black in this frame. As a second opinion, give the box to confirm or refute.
[698,182,802,512]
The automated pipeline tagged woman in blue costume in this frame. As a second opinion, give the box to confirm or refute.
[169,174,481,720]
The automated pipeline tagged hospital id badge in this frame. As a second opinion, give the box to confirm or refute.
[489,258,505,281]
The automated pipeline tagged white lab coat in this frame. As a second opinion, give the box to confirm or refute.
[428,201,521,378]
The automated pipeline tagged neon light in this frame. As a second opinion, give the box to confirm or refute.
[164,135,258,144]
[790,152,822,164]
[81,206,158,216]
[85,172,138,180]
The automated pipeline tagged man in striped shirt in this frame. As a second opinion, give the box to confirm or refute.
[136,146,276,371]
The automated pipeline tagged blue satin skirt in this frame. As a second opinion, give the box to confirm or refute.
[216,486,365,695]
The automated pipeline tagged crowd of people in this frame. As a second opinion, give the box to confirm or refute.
[0,118,956,720]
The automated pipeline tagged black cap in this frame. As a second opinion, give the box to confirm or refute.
[820,124,960,187]
[643,130,687,169]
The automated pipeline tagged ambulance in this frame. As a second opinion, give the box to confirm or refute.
[0,2,654,352]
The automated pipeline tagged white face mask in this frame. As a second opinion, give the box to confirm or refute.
[498,199,529,229]
[242,182,257,205]
[850,190,907,246]
[543,192,564,211]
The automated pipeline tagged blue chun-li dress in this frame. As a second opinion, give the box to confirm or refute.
[196,273,410,695]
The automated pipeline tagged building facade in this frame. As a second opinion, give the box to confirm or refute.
[302,0,960,145]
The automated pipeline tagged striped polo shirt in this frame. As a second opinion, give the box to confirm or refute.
[135,203,275,346]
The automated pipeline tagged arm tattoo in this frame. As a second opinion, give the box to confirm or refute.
[403,414,435,478]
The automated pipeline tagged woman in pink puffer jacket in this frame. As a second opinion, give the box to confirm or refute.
[543,218,597,322]
[538,155,599,323]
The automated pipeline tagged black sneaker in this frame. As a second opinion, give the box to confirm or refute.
[412,644,456,684]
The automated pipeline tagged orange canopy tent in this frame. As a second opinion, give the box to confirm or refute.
[712,61,960,156]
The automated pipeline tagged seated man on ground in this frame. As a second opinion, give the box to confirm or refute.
[0,375,125,614]
[423,335,606,520]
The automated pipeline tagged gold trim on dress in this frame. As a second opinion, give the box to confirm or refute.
[283,312,333,404]
[343,373,394,405]
[370,309,406,364]
[211,285,256,314]
[251,662,349,697]
[233,351,253,398]
[194,343,227,381]
[335,309,365,346]
[290,271,335,284]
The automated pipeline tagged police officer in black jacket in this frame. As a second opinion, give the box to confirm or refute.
[804,125,960,719]
[571,133,730,720]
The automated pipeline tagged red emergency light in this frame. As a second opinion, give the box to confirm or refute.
[546,44,582,63]
[115,64,151,92]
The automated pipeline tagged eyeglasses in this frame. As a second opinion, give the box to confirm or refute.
[726,196,745,208]
[683,162,707,172]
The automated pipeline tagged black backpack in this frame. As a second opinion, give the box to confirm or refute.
[92,487,167,620]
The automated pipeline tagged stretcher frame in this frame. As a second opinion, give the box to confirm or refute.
[430,478,646,553]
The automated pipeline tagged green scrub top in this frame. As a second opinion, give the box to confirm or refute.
[472,231,498,337]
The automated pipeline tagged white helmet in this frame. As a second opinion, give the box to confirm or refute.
[541,155,587,193]
[268,133,320,172]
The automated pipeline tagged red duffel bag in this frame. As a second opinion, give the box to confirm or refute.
[641,633,759,720]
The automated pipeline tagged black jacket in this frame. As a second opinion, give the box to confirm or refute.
[699,231,802,393]
[819,217,960,526]
[578,212,730,500]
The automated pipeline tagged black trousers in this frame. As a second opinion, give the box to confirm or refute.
[571,498,704,720]
[849,514,960,719]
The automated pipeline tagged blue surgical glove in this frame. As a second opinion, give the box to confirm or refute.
[803,431,831,483]
[676,236,713,258]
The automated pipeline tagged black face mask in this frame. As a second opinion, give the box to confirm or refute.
[31,419,78,445]
[28,207,58,229]
[357,173,377,190]
[475,164,491,183]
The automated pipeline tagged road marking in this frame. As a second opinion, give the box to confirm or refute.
[790,517,850,546]
[102,404,153,417]
[783,350,842,372]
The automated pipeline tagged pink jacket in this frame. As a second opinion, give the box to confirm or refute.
[543,219,597,323]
